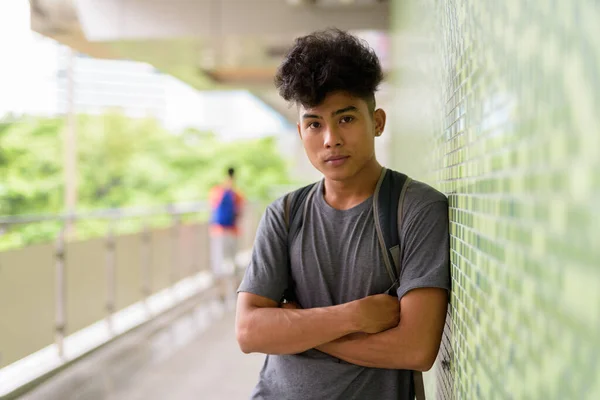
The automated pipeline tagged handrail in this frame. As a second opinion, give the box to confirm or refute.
[0,199,262,397]
[0,201,211,227]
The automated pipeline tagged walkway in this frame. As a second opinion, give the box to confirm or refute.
[19,298,264,400]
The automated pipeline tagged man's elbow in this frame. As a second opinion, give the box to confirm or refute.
[236,327,252,354]
[235,317,258,354]
[238,328,263,354]
[413,354,436,372]
[411,346,439,372]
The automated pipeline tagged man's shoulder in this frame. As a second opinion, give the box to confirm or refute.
[285,181,320,197]
[400,177,448,226]
[383,170,447,218]
[263,182,320,223]
[404,178,447,205]
[384,169,446,202]
[276,182,320,206]
[262,194,288,224]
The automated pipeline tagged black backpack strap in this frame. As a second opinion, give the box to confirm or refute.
[375,169,422,400]
[284,182,319,234]
[281,182,319,302]
[393,173,412,276]
[373,168,410,291]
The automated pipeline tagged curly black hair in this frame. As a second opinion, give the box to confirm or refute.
[274,28,384,111]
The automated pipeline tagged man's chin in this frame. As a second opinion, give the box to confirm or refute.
[321,168,354,182]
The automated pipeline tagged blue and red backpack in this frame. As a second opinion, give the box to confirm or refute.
[212,188,237,227]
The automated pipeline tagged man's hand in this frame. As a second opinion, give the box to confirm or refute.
[353,294,400,334]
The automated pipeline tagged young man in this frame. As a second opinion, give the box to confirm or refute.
[209,167,244,303]
[236,29,450,400]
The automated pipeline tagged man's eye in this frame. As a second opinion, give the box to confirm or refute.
[340,116,354,124]
[308,122,321,129]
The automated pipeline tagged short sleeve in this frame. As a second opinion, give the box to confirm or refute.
[237,197,289,303]
[396,200,451,300]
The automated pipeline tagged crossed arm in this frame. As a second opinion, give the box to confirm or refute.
[315,288,447,371]
[235,287,447,372]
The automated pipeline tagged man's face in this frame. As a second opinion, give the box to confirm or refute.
[297,91,386,182]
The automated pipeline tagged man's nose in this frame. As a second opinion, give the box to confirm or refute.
[324,126,343,148]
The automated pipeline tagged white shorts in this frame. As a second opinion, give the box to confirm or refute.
[210,233,238,277]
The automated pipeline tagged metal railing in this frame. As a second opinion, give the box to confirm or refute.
[0,202,261,372]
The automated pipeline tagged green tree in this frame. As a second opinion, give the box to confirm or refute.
[0,112,292,248]
[0,116,63,216]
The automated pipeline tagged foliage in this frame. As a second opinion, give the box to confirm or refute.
[0,112,291,248]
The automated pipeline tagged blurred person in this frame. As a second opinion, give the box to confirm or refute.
[209,167,245,304]
[235,29,450,400]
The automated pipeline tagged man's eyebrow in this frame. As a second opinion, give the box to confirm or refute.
[332,106,358,116]
[302,106,359,120]
[301,113,321,120]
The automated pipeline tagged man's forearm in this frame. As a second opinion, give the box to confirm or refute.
[237,303,360,355]
[317,288,448,371]
[317,326,426,371]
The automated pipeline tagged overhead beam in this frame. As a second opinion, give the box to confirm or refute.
[204,67,277,85]
[286,0,317,6]
[74,0,389,42]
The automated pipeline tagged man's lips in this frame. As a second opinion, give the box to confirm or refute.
[324,155,349,162]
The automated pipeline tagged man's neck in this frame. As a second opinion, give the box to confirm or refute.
[323,159,383,210]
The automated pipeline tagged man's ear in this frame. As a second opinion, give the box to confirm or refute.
[297,122,302,139]
[374,109,387,137]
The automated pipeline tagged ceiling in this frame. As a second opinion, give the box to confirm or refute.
[29,0,391,123]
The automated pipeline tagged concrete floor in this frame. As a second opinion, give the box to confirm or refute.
[20,301,265,400]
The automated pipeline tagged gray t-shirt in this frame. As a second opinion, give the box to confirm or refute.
[238,177,450,400]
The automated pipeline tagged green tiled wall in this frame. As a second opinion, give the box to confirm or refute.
[390,1,600,398]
